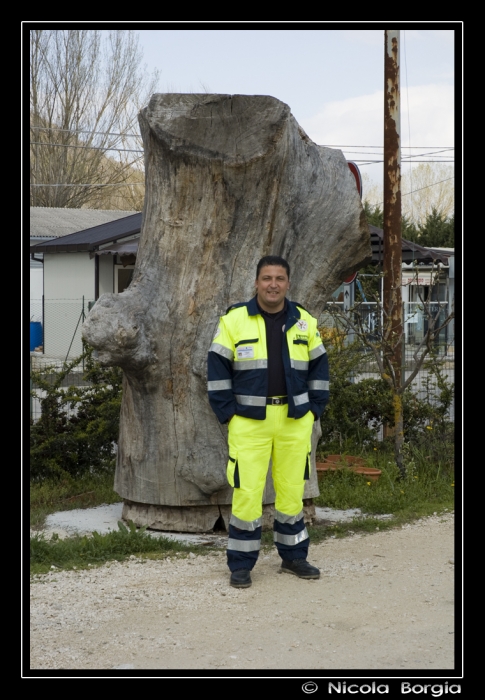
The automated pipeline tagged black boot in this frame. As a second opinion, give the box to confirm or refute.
[230,569,252,588]
[280,559,320,579]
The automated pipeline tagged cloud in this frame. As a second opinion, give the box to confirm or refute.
[341,29,383,47]
[300,84,454,185]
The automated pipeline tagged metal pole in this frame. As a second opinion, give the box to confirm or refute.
[383,30,403,387]
[94,255,99,301]
[448,255,455,354]
[42,293,45,352]
[30,354,33,422]
[343,279,355,382]
[82,295,85,372]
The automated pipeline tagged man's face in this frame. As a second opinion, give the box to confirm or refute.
[255,265,290,313]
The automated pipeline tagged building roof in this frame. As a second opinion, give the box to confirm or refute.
[30,207,140,241]
[369,225,452,265]
[30,211,453,265]
[30,211,142,253]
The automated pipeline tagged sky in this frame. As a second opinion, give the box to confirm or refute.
[133,26,458,197]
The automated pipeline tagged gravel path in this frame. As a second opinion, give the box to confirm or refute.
[29,513,455,672]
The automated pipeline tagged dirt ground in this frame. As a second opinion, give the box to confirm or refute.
[29,512,456,674]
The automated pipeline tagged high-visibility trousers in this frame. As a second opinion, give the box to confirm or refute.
[226,405,314,572]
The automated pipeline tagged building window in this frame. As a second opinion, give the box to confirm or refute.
[115,265,135,293]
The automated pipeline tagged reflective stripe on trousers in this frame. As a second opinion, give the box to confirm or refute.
[226,406,313,570]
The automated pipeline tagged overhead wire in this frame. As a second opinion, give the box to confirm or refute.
[28,128,453,151]
[29,141,454,164]
[31,176,454,192]
[30,142,144,154]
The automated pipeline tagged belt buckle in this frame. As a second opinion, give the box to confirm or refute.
[273,398,281,405]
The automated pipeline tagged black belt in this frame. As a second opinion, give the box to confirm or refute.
[266,396,288,405]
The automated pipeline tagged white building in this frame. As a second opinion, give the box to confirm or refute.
[30,207,140,358]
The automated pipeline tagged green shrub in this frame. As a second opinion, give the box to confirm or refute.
[319,335,454,455]
[30,347,122,481]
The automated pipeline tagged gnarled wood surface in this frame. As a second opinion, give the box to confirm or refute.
[82,94,371,530]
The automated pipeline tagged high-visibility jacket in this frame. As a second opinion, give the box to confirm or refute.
[207,296,329,423]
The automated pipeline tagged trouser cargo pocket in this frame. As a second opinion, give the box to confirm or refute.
[304,451,311,480]
[227,455,240,488]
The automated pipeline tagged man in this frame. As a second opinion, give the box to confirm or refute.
[207,255,329,588]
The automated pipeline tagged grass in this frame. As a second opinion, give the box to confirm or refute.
[30,440,454,577]
[314,440,454,517]
[30,519,212,576]
[30,470,121,530]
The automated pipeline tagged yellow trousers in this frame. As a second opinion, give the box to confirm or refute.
[227,405,314,522]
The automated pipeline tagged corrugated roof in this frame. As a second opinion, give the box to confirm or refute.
[30,212,142,253]
[93,240,139,257]
[30,207,140,239]
[29,211,453,264]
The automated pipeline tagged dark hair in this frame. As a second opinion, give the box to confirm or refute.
[256,255,290,280]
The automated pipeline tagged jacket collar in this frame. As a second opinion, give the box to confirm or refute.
[247,296,301,331]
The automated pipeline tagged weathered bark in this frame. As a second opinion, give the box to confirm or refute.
[82,93,371,529]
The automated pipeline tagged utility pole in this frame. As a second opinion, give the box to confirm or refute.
[383,30,403,390]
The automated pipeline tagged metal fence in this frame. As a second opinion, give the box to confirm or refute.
[30,297,95,422]
[30,297,94,361]
[318,301,455,422]
[30,298,454,424]
[30,352,95,424]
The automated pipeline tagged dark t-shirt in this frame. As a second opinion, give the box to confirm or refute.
[257,299,288,397]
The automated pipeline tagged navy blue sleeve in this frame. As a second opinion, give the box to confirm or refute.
[207,318,237,424]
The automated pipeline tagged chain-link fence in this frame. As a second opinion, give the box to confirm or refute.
[318,301,455,422]
[30,297,94,360]
[30,354,95,423]
[30,298,454,424]
[30,298,95,422]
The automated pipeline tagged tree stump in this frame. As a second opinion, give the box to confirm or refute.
[82,93,371,532]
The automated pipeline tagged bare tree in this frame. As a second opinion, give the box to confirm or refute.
[325,264,454,477]
[401,163,455,225]
[29,29,159,209]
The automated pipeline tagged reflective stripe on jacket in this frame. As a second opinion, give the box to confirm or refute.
[207,296,329,423]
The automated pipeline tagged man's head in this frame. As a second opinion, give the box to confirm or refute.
[255,255,290,313]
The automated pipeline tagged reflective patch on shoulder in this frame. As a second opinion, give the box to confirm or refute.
[296,319,308,331]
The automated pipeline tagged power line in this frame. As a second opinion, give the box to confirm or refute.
[321,144,454,149]
[402,177,454,197]
[32,176,454,193]
[30,125,141,139]
[340,147,454,157]
[352,159,454,165]
[30,142,144,154]
[29,142,454,164]
[29,128,455,151]
[30,183,143,188]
